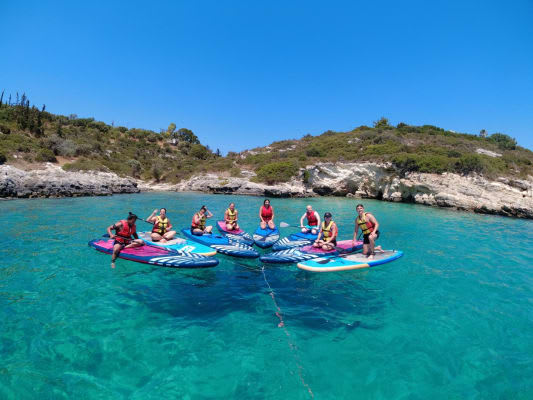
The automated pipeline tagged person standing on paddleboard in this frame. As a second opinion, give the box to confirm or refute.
[299,205,320,234]
[146,208,176,243]
[191,205,213,236]
[107,212,144,268]
[259,199,275,230]
[224,202,240,231]
[313,212,338,250]
[353,204,380,260]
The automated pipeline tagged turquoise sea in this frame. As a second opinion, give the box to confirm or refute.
[0,192,532,399]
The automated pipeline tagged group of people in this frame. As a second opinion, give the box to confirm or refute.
[106,200,381,268]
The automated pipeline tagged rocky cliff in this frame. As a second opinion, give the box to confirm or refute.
[174,162,533,219]
[0,164,139,198]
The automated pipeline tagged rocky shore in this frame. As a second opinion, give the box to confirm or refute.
[2,162,532,220]
[0,164,139,198]
[174,162,533,219]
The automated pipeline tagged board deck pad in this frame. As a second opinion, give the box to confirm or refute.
[260,240,363,264]
[289,230,319,241]
[181,228,259,258]
[253,226,280,248]
[89,239,219,268]
[216,221,254,245]
[138,232,217,256]
[297,250,403,272]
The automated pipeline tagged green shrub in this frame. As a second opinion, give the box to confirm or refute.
[488,133,517,150]
[0,124,11,134]
[306,146,326,157]
[230,167,242,177]
[0,151,6,164]
[35,148,57,162]
[455,154,484,174]
[302,169,310,184]
[255,161,299,184]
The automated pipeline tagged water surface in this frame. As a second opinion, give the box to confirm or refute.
[0,193,532,399]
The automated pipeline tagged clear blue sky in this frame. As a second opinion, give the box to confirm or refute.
[1,0,532,153]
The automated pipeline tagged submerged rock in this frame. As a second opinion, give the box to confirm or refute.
[0,164,139,198]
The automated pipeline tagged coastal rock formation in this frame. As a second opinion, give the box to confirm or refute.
[0,164,139,198]
[175,162,533,219]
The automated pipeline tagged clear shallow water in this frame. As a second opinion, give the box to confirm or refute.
[0,192,532,399]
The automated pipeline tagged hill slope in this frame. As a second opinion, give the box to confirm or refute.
[1,95,532,185]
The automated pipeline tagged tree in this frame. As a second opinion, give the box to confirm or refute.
[479,129,487,138]
[488,133,516,150]
[127,159,142,177]
[0,90,4,107]
[167,122,176,135]
[177,128,200,144]
[216,148,221,157]
[373,117,390,129]
[190,143,210,159]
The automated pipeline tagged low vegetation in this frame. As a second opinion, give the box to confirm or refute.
[1,93,531,184]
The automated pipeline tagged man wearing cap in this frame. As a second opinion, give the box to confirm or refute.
[313,212,338,250]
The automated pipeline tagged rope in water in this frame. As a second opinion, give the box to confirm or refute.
[261,266,314,398]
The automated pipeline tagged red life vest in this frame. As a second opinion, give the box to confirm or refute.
[306,210,318,226]
[115,219,136,243]
[260,205,273,221]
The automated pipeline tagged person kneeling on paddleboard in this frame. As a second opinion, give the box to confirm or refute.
[313,212,338,251]
[300,205,320,234]
[353,204,380,260]
[259,199,275,230]
[224,202,240,231]
[146,207,176,243]
[107,212,144,268]
[191,206,213,236]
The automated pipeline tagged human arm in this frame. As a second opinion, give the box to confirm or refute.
[205,209,213,219]
[107,221,121,239]
[367,213,379,235]
[353,219,359,242]
[315,212,321,228]
[326,223,338,242]
[259,208,264,223]
[146,209,158,223]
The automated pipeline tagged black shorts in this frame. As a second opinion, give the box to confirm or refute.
[326,238,337,246]
[363,230,379,244]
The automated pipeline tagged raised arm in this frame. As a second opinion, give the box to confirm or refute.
[205,209,213,219]
[146,209,158,223]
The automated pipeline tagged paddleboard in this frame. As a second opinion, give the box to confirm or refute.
[261,240,363,264]
[88,239,219,268]
[216,221,254,245]
[272,237,313,251]
[288,229,319,242]
[297,250,403,272]
[138,232,217,256]
[181,228,259,258]
[253,226,280,248]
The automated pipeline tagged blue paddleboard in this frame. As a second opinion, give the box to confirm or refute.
[181,228,259,258]
[138,232,217,256]
[297,250,403,272]
[253,226,280,249]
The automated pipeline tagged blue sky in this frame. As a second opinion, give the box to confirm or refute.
[1,0,532,153]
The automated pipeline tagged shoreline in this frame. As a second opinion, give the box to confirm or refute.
[1,162,532,220]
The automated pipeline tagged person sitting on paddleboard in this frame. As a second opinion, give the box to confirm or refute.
[107,212,144,269]
[353,204,380,260]
[300,205,320,235]
[146,208,176,243]
[191,205,213,236]
[313,212,338,251]
[259,199,275,230]
[224,202,240,231]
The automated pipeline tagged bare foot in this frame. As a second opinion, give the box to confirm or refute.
[374,246,384,253]
[160,238,167,243]
[111,262,116,269]
[368,254,375,260]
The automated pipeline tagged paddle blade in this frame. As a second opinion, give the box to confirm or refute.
[279,222,291,228]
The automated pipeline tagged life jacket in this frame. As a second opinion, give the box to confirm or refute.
[321,220,336,240]
[191,213,206,230]
[306,210,318,226]
[226,208,237,221]
[116,219,136,243]
[152,216,170,234]
[356,213,374,235]
[261,205,273,221]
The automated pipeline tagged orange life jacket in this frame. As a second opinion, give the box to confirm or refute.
[115,219,136,243]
